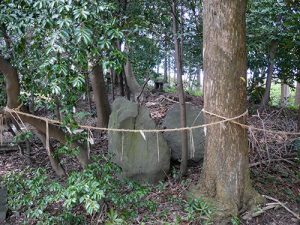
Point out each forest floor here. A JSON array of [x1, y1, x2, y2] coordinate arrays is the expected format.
[[0, 91, 299, 225]]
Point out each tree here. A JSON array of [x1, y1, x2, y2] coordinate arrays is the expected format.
[[172, 0, 188, 176], [190, 0, 262, 223]]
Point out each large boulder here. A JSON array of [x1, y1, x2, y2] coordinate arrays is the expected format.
[[162, 103, 205, 162], [108, 97, 170, 183], [0, 186, 7, 223]]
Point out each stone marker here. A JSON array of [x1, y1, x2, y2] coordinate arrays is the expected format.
[[162, 103, 205, 162], [0, 186, 8, 223], [108, 97, 170, 183]]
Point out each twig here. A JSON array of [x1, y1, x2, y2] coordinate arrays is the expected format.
[[263, 195, 300, 220], [250, 158, 296, 167], [242, 204, 280, 220]]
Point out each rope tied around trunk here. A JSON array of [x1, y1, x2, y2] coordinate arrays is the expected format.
[[3, 106, 300, 164]]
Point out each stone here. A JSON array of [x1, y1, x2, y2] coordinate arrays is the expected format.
[[162, 103, 205, 162], [0, 186, 8, 223], [108, 97, 170, 183]]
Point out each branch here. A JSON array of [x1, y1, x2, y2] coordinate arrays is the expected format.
[[263, 195, 300, 220], [136, 76, 150, 102]]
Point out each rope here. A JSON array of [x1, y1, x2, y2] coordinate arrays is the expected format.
[[4, 107, 248, 133], [3, 106, 300, 136]]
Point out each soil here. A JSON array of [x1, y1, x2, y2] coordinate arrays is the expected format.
[[0, 91, 299, 225]]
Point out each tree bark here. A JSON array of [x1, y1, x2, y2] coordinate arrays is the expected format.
[[190, 1, 262, 223], [295, 82, 300, 106], [172, 0, 188, 177], [35, 131, 66, 177], [0, 56, 20, 109], [110, 69, 115, 101], [0, 55, 89, 168], [124, 59, 142, 101], [119, 71, 125, 97], [280, 83, 290, 107], [164, 56, 168, 83], [84, 73, 92, 112], [90, 64, 111, 128], [259, 41, 277, 110]]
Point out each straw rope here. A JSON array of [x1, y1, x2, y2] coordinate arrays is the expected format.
[[3, 106, 300, 137], [4, 107, 248, 133], [3, 105, 300, 165]]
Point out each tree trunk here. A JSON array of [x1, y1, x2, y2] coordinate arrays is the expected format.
[[123, 71, 131, 100], [295, 82, 300, 106], [0, 56, 20, 109], [119, 71, 125, 96], [110, 69, 115, 101], [54, 96, 62, 121], [35, 131, 66, 177], [164, 56, 168, 83], [0, 55, 89, 168], [280, 83, 290, 107], [172, 0, 188, 177], [84, 73, 92, 112], [124, 59, 142, 101], [90, 64, 111, 128], [259, 41, 277, 110], [190, 1, 262, 223]]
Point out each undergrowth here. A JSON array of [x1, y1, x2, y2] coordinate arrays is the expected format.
[[1, 156, 156, 224]]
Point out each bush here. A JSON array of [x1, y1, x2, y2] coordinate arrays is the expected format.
[[1, 156, 155, 224]]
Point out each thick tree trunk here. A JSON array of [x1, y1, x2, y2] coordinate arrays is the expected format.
[[124, 59, 142, 101], [190, 1, 262, 223], [172, 0, 188, 176], [90, 64, 111, 128], [259, 41, 277, 110], [295, 82, 300, 106], [0, 56, 20, 109], [280, 83, 290, 107], [0, 56, 89, 168]]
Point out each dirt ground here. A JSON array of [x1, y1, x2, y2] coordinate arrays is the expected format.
[[0, 92, 299, 224]]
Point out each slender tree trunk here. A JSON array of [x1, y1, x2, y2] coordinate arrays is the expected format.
[[84, 73, 92, 112], [54, 96, 62, 121], [280, 83, 290, 107], [35, 131, 66, 177], [295, 82, 300, 106], [164, 56, 168, 83], [172, 0, 188, 176], [90, 64, 111, 128], [259, 41, 277, 110], [123, 71, 131, 100], [119, 71, 125, 97], [167, 54, 171, 84], [124, 59, 142, 101], [190, 1, 262, 223], [0, 56, 89, 168], [110, 69, 115, 101]]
